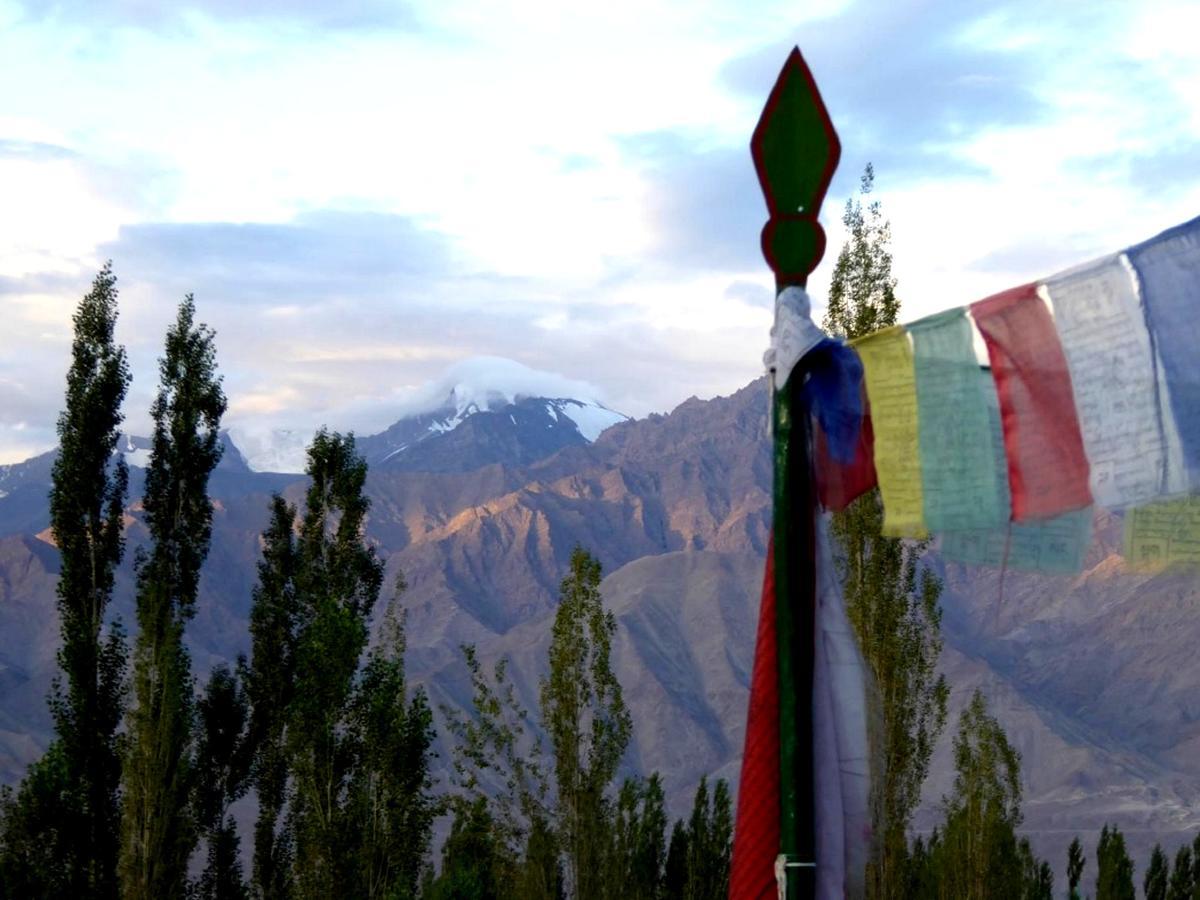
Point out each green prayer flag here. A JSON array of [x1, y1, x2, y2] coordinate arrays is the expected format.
[[939, 367, 1093, 574], [910, 308, 1006, 532]]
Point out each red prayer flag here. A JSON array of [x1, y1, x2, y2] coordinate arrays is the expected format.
[[971, 283, 1092, 521], [730, 536, 780, 900]]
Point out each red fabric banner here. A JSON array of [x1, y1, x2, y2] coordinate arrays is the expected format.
[[971, 283, 1092, 521], [729, 536, 780, 900]]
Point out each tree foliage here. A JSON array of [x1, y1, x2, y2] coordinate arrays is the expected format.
[[1148, 844, 1171, 900], [121, 295, 226, 899], [0, 264, 132, 898], [192, 665, 251, 900], [906, 691, 1051, 900], [1068, 836, 1087, 900], [541, 546, 632, 900], [1166, 844, 1193, 900], [823, 163, 899, 340], [245, 494, 301, 899], [609, 775, 667, 900], [1096, 823, 1136, 900], [823, 165, 948, 898], [240, 433, 436, 899]]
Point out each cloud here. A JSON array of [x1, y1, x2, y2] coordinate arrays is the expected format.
[[10, 0, 420, 32], [620, 133, 765, 275], [718, 2, 1060, 194], [724, 280, 774, 309], [0, 139, 77, 161], [101, 211, 460, 303]]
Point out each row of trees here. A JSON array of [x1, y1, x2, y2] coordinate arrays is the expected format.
[[0, 264, 733, 898], [0, 268, 436, 898], [425, 547, 733, 900]]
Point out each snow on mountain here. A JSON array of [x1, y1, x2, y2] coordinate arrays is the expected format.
[[544, 398, 626, 441], [120, 433, 153, 470], [224, 428, 311, 475], [227, 358, 629, 473], [399, 357, 606, 420]]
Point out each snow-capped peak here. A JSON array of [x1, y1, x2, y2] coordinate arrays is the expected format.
[[226, 358, 628, 473], [409, 357, 605, 420], [543, 398, 626, 441]]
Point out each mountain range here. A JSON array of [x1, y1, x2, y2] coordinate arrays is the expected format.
[[1, 362, 1199, 879]]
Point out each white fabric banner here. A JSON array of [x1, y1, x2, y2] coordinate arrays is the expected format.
[[1043, 255, 1185, 508], [814, 515, 873, 900]]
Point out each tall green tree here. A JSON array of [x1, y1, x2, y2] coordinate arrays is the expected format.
[[426, 797, 504, 900], [540, 546, 632, 900], [1193, 833, 1200, 900], [1095, 823, 1135, 900], [121, 295, 226, 899], [244, 494, 301, 900], [681, 776, 732, 900], [609, 775, 667, 900], [662, 821, 689, 900], [192, 664, 251, 900], [1068, 836, 1087, 900], [443, 644, 556, 899], [0, 264, 132, 898], [1018, 837, 1053, 900], [823, 164, 949, 898], [930, 690, 1026, 900], [1191, 833, 1200, 900], [286, 430, 384, 898], [344, 601, 436, 898], [1167, 844, 1192, 900], [1148, 844, 1170, 900], [823, 162, 899, 340]]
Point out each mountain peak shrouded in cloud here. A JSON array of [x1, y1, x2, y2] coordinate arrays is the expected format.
[[398, 356, 605, 419], [226, 356, 628, 473]]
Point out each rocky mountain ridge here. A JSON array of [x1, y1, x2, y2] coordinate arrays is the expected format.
[[0, 375, 1198, 874]]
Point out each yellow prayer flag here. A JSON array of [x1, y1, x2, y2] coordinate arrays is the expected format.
[[852, 326, 927, 538], [1123, 496, 1200, 571]]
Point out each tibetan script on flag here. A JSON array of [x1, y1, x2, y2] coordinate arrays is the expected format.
[[910, 308, 1005, 532], [1045, 255, 1182, 507], [1123, 497, 1200, 571]]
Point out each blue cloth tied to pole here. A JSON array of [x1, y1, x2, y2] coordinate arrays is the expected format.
[[800, 338, 863, 465], [1127, 215, 1200, 488]]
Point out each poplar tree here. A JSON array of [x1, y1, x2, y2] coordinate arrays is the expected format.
[[609, 775, 667, 900], [540, 546, 632, 900], [287, 431, 382, 897], [928, 690, 1026, 899], [245, 495, 300, 900], [121, 295, 226, 899], [344, 602, 436, 898], [192, 664, 251, 900], [1095, 824, 1135, 900], [822, 164, 948, 898], [1166, 844, 1192, 900], [281, 431, 432, 898], [0, 264, 132, 897], [1148, 845, 1170, 900], [681, 776, 732, 900], [1068, 836, 1087, 900], [442, 644, 557, 899], [663, 822, 689, 900]]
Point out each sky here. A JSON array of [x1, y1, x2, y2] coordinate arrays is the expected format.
[[1, 0, 1199, 463]]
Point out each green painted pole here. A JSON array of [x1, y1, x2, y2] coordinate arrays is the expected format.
[[750, 47, 840, 900]]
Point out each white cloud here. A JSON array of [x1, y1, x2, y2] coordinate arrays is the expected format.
[[1, 0, 1199, 463]]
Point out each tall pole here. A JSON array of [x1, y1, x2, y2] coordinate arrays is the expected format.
[[750, 47, 840, 900]]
